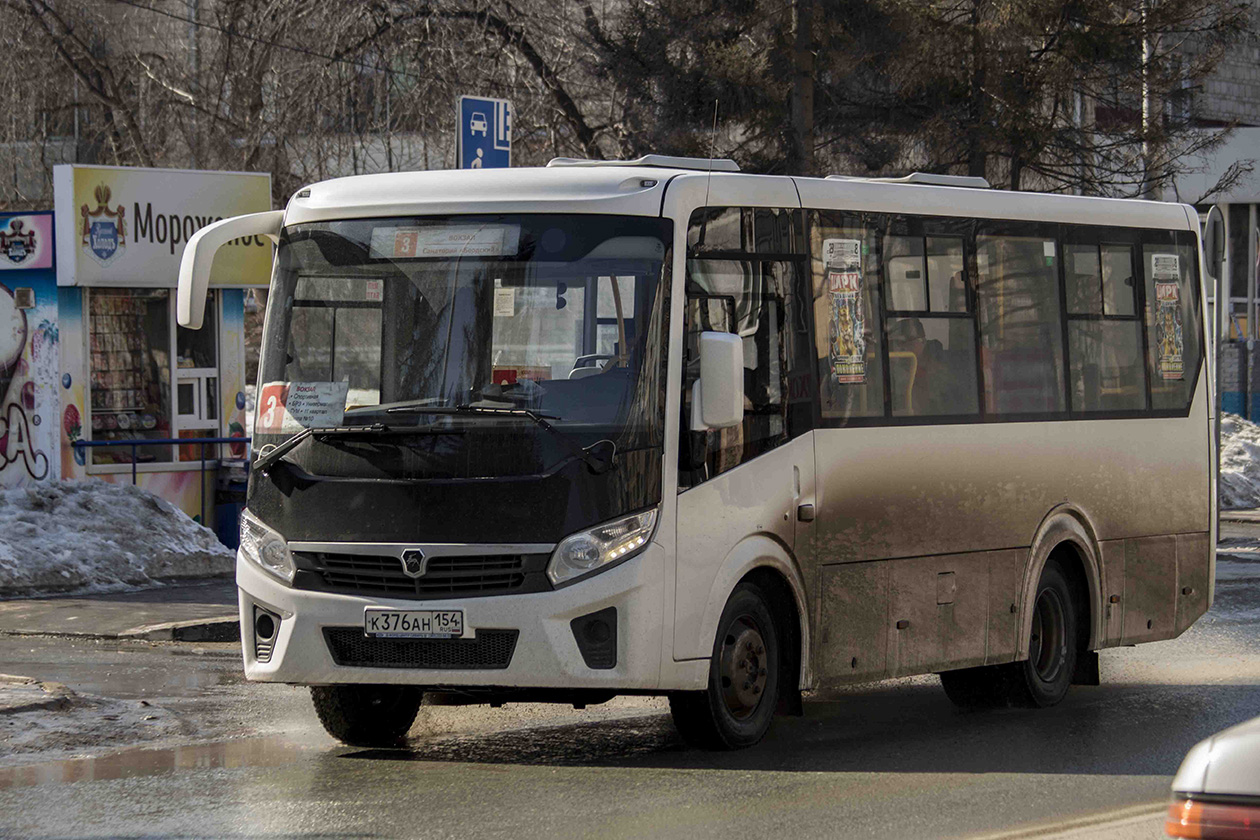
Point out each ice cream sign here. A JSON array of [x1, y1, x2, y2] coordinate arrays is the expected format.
[[0, 215, 53, 271], [54, 164, 272, 288]]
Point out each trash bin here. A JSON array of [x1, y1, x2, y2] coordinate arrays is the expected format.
[[214, 459, 250, 549]]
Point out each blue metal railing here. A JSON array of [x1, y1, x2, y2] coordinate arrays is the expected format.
[[72, 436, 251, 525]]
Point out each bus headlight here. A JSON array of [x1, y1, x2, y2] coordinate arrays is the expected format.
[[547, 508, 659, 586], [240, 509, 296, 585]]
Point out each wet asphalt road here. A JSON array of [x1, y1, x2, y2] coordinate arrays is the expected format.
[[1, 552, 1259, 839]]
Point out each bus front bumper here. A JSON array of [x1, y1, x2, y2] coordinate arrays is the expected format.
[[236, 542, 680, 691]]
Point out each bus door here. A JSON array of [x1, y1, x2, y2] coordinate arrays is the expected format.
[[673, 244, 816, 660]]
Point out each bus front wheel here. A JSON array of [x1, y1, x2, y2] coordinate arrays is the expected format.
[[669, 582, 781, 750], [311, 684, 423, 747], [940, 559, 1078, 709]]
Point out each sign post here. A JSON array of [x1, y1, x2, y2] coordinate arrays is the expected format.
[[457, 96, 512, 169]]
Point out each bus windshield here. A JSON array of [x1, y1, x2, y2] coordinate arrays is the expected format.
[[257, 214, 672, 464]]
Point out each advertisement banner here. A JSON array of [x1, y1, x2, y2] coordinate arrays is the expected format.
[[823, 238, 866, 385], [0, 215, 54, 271], [1152, 253, 1184, 382], [0, 212, 58, 487], [54, 165, 272, 288]]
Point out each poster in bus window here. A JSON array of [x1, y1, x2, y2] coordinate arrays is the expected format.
[[257, 381, 349, 435], [823, 239, 865, 384], [1152, 253, 1184, 381]]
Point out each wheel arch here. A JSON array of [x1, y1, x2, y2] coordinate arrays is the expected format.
[[1018, 505, 1104, 661], [690, 533, 813, 691]]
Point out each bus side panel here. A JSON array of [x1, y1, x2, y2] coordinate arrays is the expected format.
[[1099, 539, 1127, 645], [818, 561, 889, 682], [1175, 532, 1211, 634], [885, 553, 989, 676], [985, 548, 1024, 665], [1121, 535, 1178, 644], [672, 436, 811, 661], [812, 415, 1207, 566]]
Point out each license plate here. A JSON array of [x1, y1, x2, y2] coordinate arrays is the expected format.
[[364, 609, 463, 639]]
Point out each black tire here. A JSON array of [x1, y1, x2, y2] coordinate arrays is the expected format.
[[669, 583, 781, 750], [940, 559, 1078, 710], [1007, 560, 1077, 708], [310, 684, 423, 747]]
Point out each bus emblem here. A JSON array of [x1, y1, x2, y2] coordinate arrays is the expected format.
[[400, 549, 428, 578]]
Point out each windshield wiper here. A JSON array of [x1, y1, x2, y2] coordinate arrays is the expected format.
[[385, 404, 615, 474], [254, 424, 391, 472], [250, 422, 473, 472]]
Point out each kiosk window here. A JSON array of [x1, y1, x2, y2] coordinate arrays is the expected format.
[[87, 288, 173, 465]]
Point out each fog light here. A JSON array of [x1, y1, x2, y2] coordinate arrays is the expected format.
[[570, 607, 617, 669], [254, 606, 279, 663]]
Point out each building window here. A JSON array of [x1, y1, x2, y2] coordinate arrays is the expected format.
[[88, 288, 173, 464], [176, 292, 221, 460]]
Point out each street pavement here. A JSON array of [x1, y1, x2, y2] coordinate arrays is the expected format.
[[0, 579, 236, 639], [0, 530, 1258, 838]]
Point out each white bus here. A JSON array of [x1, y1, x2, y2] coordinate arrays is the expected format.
[[179, 156, 1213, 750]]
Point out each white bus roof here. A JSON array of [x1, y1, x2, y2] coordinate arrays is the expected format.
[[284, 164, 1196, 232]]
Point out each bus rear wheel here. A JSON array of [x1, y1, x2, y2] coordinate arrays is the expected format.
[[669, 583, 781, 750], [1008, 560, 1077, 708], [311, 684, 423, 747], [940, 559, 1078, 709]]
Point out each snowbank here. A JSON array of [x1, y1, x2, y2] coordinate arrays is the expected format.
[[0, 480, 234, 597], [1221, 413, 1260, 510]]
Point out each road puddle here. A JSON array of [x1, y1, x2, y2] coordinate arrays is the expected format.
[[0, 736, 307, 789]]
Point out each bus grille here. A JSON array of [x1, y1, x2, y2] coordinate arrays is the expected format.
[[293, 551, 551, 599], [323, 628, 519, 670]]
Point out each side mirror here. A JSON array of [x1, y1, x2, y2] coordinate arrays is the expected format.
[[691, 331, 744, 431], [1203, 205, 1225, 283], [177, 210, 285, 328]]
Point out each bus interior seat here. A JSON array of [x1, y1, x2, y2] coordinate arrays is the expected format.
[[888, 350, 918, 414], [568, 366, 602, 380]]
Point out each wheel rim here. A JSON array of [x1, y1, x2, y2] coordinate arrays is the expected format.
[[718, 615, 769, 721], [1029, 586, 1068, 684]]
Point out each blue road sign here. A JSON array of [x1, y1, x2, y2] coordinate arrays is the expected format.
[[458, 96, 512, 169]]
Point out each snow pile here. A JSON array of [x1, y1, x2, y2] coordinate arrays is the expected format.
[[1221, 413, 1260, 510], [0, 480, 234, 597]]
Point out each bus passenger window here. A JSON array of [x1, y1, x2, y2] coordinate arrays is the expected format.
[[927, 237, 968, 313], [885, 236, 927, 311], [1101, 245, 1137, 317], [1065, 244, 1104, 315], [810, 213, 885, 423], [1065, 243, 1144, 412], [888, 317, 978, 417], [1143, 242, 1202, 411], [976, 235, 1067, 415], [1068, 320, 1145, 411]]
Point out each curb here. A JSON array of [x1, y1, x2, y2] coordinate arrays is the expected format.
[[0, 616, 240, 643], [118, 616, 240, 643]]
